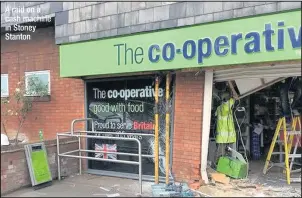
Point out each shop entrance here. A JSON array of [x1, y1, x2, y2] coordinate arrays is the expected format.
[[207, 63, 301, 180], [85, 75, 175, 179]]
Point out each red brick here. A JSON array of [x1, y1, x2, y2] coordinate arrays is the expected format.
[[1, 27, 85, 143], [172, 72, 204, 182]]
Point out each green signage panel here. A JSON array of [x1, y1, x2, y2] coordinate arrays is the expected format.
[[31, 150, 52, 183], [60, 10, 301, 77], [25, 143, 52, 187]]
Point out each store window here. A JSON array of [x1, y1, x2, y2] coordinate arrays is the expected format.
[[1, 74, 9, 97], [25, 71, 50, 96], [86, 76, 175, 176]]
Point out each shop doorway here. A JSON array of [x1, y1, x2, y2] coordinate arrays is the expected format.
[[206, 63, 301, 180], [85, 75, 175, 180]]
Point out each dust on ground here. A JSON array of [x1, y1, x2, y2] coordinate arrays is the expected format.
[[197, 162, 301, 197]]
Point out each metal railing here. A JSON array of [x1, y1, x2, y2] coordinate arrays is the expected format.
[[57, 123, 147, 195], [71, 118, 95, 135]]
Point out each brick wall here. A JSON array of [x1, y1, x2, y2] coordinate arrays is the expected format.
[[172, 71, 204, 182], [1, 137, 79, 195], [1, 26, 85, 142]]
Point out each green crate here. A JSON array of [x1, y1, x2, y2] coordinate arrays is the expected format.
[[216, 156, 247, 179]]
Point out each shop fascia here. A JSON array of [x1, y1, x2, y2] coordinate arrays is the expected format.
[[60, 10, 301, 78], [115, 21, 301, 66]]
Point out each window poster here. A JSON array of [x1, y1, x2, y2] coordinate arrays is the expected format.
[[86, 76, 174, 176]]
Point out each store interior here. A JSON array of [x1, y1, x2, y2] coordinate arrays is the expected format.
[[207, 76, 302, 178]]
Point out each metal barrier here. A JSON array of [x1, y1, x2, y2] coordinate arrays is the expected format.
[[57, 129, 149, 196], [71, 118, 95, 135]]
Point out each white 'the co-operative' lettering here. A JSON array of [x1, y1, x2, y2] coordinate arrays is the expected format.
[[93, 86, 164, 100]]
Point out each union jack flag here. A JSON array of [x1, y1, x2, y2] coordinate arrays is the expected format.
[[95, 143, 117, 160]]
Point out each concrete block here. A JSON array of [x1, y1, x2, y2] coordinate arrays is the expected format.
[[125, 11, 139, 26], [223, 2, 243, 10], [194, 13, 213, 24], [186, 2, 204, 17], [118, 2, 131, 13], [69, 35, 80, 43], [146, 2, 162, 8], [117, 26, 131, 35], [138, 8, 154, 24], [169, 2, 186, 19], [154, 5, 170, 21], [103, 29, 112, 37], [85, 19, 93, 33], [91, 3, 104, 19], [63, 2, 73, 11], [73, 2, 85, 9], [104, 2, 117, 16], [90, 19, 98, 32], [277, 2, 301, 11], [98, 29, 117, 38], [55, 10, 68, 26], [160, 19, 177, 29], [74, 21, 81, 34], [204, 2, 223, 14], [74, 21, 85, 34], [117, 13, 125, 28], [234, 7, 255, 17], [70, 9, 80, 23], [97, 31, 104, 38], [110, 15, 118, 29], [56, 36, 69, 44], [80, 6, 92, 21], [62, 23, 69, 37], [131, 24, 146, 33], [40, 3, 51, 15], [177, 17, 194, 26], [255, 3, 277, 15], [110, 28, 118, 36], [67, 23, 74, 36], [98, 16, 111, 31], [145, 22, 161, 31], [50, 2, 63, 13], [80, 33, 91, 41], [55, 24, 63, 38], [90, 32, 98, 40], [131, 2, 146, 11], [243, 2, 266, 7], [213, 10, 233, 21], [68, 10, 73, 23]]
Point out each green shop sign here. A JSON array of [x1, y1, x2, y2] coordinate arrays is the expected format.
[[60, 10, 301, 77]]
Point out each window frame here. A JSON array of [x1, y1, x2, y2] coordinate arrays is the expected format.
[[1, 74, 9, 97], [24, 70, 51, 96]]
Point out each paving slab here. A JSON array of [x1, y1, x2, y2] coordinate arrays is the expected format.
[[4, 174, 153, 197]]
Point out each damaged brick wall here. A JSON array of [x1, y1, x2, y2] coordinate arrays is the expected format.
[[172, 71, 204, 182], [1, 137, 79, 195]]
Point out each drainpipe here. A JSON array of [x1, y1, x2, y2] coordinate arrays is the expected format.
[[201, 70, 214, 184], [154, 76, 159, 184], [165, 73, 170, 184]]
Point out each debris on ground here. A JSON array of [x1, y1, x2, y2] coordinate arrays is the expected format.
[[195, 178, 301, 197], [210, 173, 230, 185], [99, 186, 110, 192]]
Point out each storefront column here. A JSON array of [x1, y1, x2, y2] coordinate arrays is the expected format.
[[200, 70, 213, 184], [172, 71, 204, 181]]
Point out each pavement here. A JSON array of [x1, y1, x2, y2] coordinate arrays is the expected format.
[[3, 174, 153, 197]]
